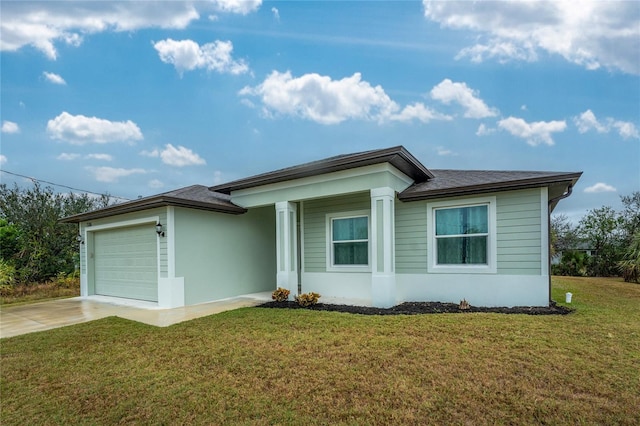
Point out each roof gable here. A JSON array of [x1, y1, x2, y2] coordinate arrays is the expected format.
[[210, 145, 432, 194]]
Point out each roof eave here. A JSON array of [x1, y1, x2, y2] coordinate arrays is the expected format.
[[60, 196, 247, 223], [398, 173, 582, 202]]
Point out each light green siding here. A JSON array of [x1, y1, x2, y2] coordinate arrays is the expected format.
[[496, 189, 542, 275], [303, 192, 370, 272], [174, 206, 276, 305], [232, 164, 412, 208], [394, 188, 544, 275], [395, 200, 428, 273]]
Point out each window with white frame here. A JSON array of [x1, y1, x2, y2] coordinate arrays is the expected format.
[[435, 205, 488, 265], [327, 212, 369, 269], [428, 197, 496, 273]]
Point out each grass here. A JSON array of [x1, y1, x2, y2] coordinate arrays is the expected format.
[[0, 277, 80, 306], [1, 276, 639, 425]]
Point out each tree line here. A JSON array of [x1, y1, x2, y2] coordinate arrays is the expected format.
[[0, 183, 113, 285], [551, 192, 640, 282]]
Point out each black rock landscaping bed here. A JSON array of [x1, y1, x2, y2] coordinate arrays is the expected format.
[[258, 300, 573, 315]]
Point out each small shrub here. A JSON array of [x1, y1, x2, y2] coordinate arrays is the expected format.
[[0, 259, 16, 286], [459, 299, 470, 310], [272, 287, 291, 302], [295, 292, 321, 307], [0, 284, 14, 297], [618, 232, 640, 283], [51, 271, 79, 289]]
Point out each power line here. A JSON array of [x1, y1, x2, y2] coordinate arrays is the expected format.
[[0, 169, 131, 201]]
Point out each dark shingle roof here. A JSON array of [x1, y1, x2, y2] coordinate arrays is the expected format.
[[60, 185, 246, 223], [210, 145, 432, 194], [399, 169, 582, 201], [61, 148, 582, 222]]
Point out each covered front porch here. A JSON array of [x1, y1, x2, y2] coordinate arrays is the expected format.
[[222, 163, 418, 308]]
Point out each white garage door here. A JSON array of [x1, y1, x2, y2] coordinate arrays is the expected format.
[[94, 224, 158, 302]]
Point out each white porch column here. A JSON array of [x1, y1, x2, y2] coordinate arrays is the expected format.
[[275, 201, 298, 298], [370, 187, 396, 308]]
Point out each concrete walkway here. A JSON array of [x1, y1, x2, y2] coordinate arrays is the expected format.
[[0, 292, 272, 339]]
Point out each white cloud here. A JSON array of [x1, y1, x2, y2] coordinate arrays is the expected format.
[[0, 155, 7, 165], [213, 0, 262, 15], [240, 71, 399, 125], [139, 148, 160, 157], [476, 123, 496, 136], [86, 166, 147, 183], [56, 153, 81, 161], [389, 102, 452, 123], [574, 109, 608, 134], [212, 170, 224, 185], [423, 0, 640, 75], [159, 144, 206, 167], [148, 179, 164, 189], [456, 41, 537, 64], [1, 2, 200, 59], [154, 39, 248, 75], [498, 116, 567, 146], [612, 121, 640, 140], [1, 1, 261, 60], [436, 146, 457, 156], [574, 109, 639, 140], [1, 121, 20, 134], [46, 111, 143, 144], [86, 153, 113, 161], [271, 7, 280, 21], [240, 98, 256, 109], [584, 182, 617, 193], [430, 79, 498, 118], [43, 71, 66, 85], [56, 152, 112, 161]]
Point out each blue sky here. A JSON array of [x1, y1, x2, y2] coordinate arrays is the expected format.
[[1, 0, 638, 221]]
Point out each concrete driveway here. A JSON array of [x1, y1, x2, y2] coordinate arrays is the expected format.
[[0, 293, 271, 339]]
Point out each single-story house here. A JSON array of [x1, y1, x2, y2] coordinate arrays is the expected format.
[[62, 146, 581, 309]]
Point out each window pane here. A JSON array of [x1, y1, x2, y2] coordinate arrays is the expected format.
[[334, 242, 368, 265], [466, 206, 488, 234], [436, 206, 487, 235], [436, 208, 462, 236], [436, 236, 487, 265], [333, 217, 368, 241]]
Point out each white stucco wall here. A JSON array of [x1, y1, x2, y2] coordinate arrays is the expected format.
[[396, 274, 549, 307]]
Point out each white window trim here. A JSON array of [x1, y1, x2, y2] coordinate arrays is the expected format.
[[326, 210, 371, 272], [427, 196, 497, 274]]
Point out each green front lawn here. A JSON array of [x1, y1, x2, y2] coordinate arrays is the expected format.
[[1, 277, 639, 425]]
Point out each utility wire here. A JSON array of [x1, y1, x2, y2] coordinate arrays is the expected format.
[[0, 169, 131, 201]]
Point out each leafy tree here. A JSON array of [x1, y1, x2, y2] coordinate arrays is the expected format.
[[550, 214, 580, 259], [578, 206, 624, 277], [0, 219, 21, 260], [0, 183, 112, 283], [618, 231, 640, 283], [620, 191, 640, 245]]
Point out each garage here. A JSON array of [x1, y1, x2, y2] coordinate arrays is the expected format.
[[93, 224, 158, 302]]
